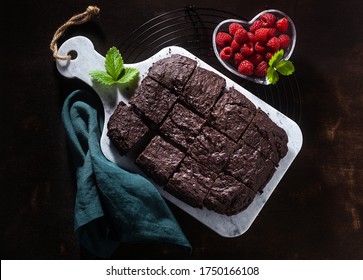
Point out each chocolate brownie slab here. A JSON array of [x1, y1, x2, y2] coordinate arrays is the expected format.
[[148, 54, 197, 94], [166, 157, 217, 208], [204, 174, 256, 216], [224, 140, 275, 193], [107, 101, 149, 155], [188, 126, 236, 174], [242, 109, 288, 165], [181, 67, 226, 116], [160, 103, 205, 150], [129, 76, 177, 124], [209, 87, 257, 142], [136, 136, 185, 185]]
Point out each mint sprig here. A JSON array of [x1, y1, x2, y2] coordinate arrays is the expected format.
[[267, 49, 295, 85], [89, 47, 139, 86]]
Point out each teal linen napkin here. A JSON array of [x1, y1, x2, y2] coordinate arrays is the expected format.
[[62, 89, 191, 258]]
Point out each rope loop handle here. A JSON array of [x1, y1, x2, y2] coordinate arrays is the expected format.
[[50, 6, 100, 60]]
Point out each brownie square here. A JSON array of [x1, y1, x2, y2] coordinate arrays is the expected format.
[[204, 174, 256, 215], [181, 67, 226, 116], [136, 136, 185, 184], [188, 126, 236, 174], [166, 157, 217, 208], [107, 101, 149, 155], [129, 76, 177, 124], [148, 54, 197, 94], [160, 103, 205, 149], [242, 109, 288, 165], [224, 140, 276, 192], [209, 87, 257, 142]]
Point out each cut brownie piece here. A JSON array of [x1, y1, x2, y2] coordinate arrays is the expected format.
[[107, 101, 149, 155], [129, 76, 177, 124], [242, 109, 288, 165], [181, 67, 226, 116], [209, 87, 257, 142], [204, 174, 256, 216], [166, 157, 217, 208], [188, 126, 236, 174], [224, 140, 276, 193], [148, 54, 197, 94], [136, 136, 185, 184], [160, 103, 205, 150]]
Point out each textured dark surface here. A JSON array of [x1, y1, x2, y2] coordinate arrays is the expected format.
[[242, 109, 288, 164], [224, 141, 276, 192], [166, 156, 217, 208], [181, 67, 226, 116], [2, 0, 363, 260], [204, 174, 256, 215], [209, 87, 257, 142], [148, 54, 197, 94], [107, 101, 149, 155], [130, 76, 177, 124], [136, 136, 185, 185], [188, 126, 236, 174], [160, 103, 205, 149]]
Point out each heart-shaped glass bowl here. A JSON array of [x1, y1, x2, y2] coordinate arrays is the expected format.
[[212, 9, 296, 85]]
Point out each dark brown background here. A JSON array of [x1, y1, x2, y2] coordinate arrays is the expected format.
[[1, 0, 363, 259]]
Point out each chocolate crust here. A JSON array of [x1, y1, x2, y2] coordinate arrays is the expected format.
[[136, 136, 185, 185], [181, 67, 226, 116], [209, 87, 257, 142], [166, 157, 217, 208], [148, 54, 197, 94], [188, 126, 236, 174], [107, 101, 149, 155], [224, 140, 275, 193], [160, 103, 205, 149], [129, 76, 177, 124], [204, 174, 256, 215]]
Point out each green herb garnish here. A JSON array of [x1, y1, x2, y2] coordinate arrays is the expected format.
[[267, 49, 295, 85], [89, 47, 139, 86]]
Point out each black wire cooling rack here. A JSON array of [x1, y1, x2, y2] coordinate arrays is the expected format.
[[120, 6, 301, 124]]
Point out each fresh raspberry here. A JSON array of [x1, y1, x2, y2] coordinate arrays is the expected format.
[[260, 13, 276, 27], [254, 28, 270, 42], [268, 27, 277, 37], [240, 42, 254, 56], [229, 23, 243, 35], [234, 52, 244, 65], [254, 61, 268, 77], [265, 52, 274, 61], [249, 52, 264, 66], [276, 17, 289, 33], [234, 28, 249, 44], [266, 37, 281, 52], [247, 32, 256, 43], [279, 34, 291, 49], [216, 32, 233, 48], [255, 41, 266, 54], [220, 47, 233, 60], [231, 40, 241, 52], [250, 19, 264, 33], [238, 60, 254, 76]]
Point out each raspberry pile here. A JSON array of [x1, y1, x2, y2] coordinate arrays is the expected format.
[[215, 12, 291, 78]]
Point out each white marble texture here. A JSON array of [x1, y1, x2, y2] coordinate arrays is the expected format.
[[57, 36, 303, 237]]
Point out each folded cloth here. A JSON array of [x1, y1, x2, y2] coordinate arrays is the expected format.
[[62, 89, 191, 258]]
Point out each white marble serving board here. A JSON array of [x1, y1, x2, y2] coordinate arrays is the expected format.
[[56, 36, 303, 237]]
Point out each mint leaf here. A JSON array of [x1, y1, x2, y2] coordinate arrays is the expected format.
[[116, 68, 139, 84], [268, 49, 284, 67], [105, 47, 123, 80], [89, 70, 116, 85], [267, 67, 279, 85], [89, 46, 139, 87], [275, 60, 295, 76]]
